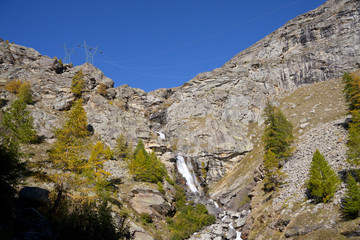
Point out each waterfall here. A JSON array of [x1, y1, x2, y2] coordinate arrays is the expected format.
[[229, 222, 243, 240], [176, 155, 198, 193], [156, 131, 166, 140]]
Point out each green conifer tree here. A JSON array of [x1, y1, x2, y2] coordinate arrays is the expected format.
[[263, 102, 294, 159], [343, 72, 360, 111], [342, 173, 360, 219], [128, 139, 166, 183], [114, 133, 132, 161], [262, 101, 293, 191], [346, 110, 360, 166], [2, 98, 37, 143], [263, 150, 284, 190], [342, 72, 360, 167], [133, 138, 148, 158], [307, 149, 340, 203]]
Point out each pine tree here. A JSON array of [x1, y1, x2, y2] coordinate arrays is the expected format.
[[128, 139, 166, 183], [342, 173, 360, 219], [263, 150, 284, 191], [346, 110, 360, 166], [87, 141, 111, 199], [263, 102, 294, 159], [343, 72, 360, 111], [262, 101, 293, 191], [49, 99, 90, 212], [343, 72, 360, 167], [49, 99, 88, 173], [307, 149, 340, 203], [87, 141, 111, 179], [114, 133, 132, 161], [133, 138, 148, 158], [71, 69, 85, 98], [2, 98, 37, 143]]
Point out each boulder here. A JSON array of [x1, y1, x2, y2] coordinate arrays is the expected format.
[[19, 187, 50, 207], [129, 186, 174, 218]]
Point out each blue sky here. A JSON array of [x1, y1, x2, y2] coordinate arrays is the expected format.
[[0, 0, 326, 92]]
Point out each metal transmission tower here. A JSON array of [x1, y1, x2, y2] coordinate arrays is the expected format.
[[63, 44, 74, 64], [78, 41, 102, 64]]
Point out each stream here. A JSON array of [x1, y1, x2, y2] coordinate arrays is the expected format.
[[176, 154, 244, 240]]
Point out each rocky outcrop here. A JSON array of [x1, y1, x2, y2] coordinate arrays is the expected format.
[[128, 186, 175, 218], [160, 0, 360, 185], [1, 0, 360, 188]]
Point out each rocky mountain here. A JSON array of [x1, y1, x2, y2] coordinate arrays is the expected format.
[[1, 0, 360, 239]]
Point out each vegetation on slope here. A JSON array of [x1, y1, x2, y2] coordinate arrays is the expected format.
[[262, 101, 294, 191], [306, 149, 340, 203], [167, 185, 216, 240], [342, 71, 360, 218]]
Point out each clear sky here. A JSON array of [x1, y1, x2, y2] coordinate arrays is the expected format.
[[0, 0, 326, 92]]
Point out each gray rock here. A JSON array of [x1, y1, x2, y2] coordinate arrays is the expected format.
[[129, 186, 174, 218], [225, 228, 237, 239], [235, 217, 246, 228], [212, 224, 224, 235], [19, 187, 50, 207]]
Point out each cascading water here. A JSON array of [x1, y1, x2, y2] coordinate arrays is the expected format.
[[175, 155, 245, 239], [229, 222, 243, 240], [176, 155, 198, 193], [156, 131, 166, 140]]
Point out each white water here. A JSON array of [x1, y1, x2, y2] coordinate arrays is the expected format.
[[156, 131, 166, 140], [209, 199, 219, 208], [176, 155, 198, 192], [229, 222, 242, 240]]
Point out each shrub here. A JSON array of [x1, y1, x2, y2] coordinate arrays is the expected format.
[[157, 181, 165, 194], [342, 173, 360, 219], [307, 149, 340, 203], [4, 79, 22, 94], [168, 202, 215, 240], [17, 81, 33, 104], [97, 83, 107, 96], [140, 212, 153, 224], [166, 185, 215, 240]]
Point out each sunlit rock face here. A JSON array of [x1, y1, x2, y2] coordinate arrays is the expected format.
[[159, 0, 360, 184], [0, 0, 359, 188]]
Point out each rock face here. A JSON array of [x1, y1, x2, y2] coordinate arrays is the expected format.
[[0, 0, 359, 216], [128, 186, 174, 218], [160, 0, 360, 185]]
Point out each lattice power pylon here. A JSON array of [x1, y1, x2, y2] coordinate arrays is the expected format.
[[78, 41, 102, 64], [63, 44, 74, 64]]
